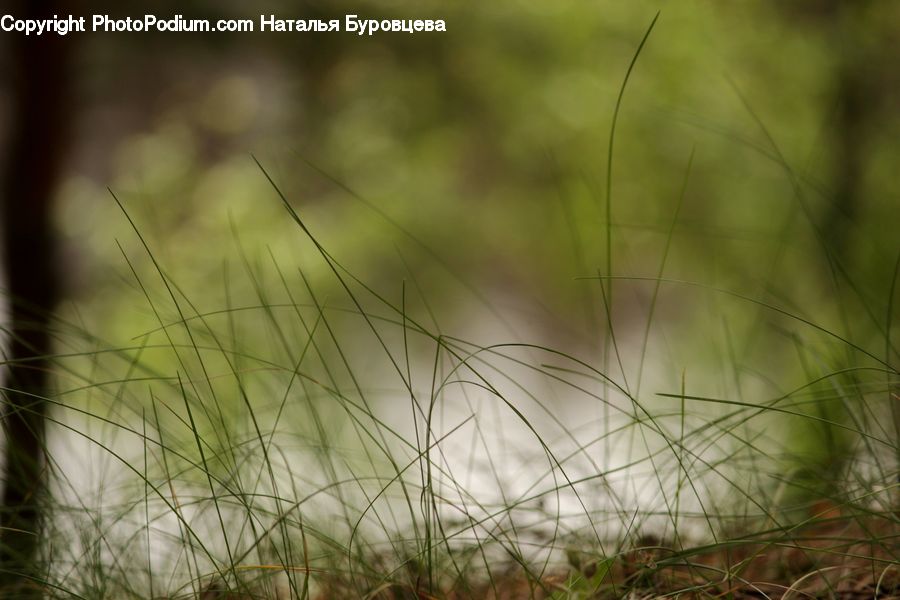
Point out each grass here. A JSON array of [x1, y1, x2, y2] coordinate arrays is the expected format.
[[3, 15, 899, 600], [19, 169, 898, 598]]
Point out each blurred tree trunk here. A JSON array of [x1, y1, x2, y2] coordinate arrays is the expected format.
[[820, 4, 872, 262], [781, 1, 880, 260], [810, 1, 887, 263], [783, 0, 900, 503], [0, 0, 73, 593]]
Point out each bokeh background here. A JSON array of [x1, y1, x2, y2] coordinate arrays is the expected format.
[[0, 0, 898, 593], [9, 1, 892, 346]]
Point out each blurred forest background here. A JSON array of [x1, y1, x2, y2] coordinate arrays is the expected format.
[[0, 0, 898, 596], [1, 0, 895, 352]]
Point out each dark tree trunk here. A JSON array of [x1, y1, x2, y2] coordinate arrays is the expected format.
[[0, 0, 73, 593], [821, 11, 870, 263], [781, 0, 876, 263]]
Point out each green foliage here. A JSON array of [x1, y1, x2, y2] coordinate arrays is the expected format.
[[551, 550, 613, 599], [3, 1, 898, 597]]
